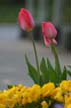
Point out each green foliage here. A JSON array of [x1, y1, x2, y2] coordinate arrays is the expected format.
[[25, 42, 71, 86], [7, 84, 16, 89], [21, 101, 41, 108], [50, 45, 62, 80], [47, 58, 57, 84], [60, 66, 67, 81], [25, 54, 40, 85], [66, 65, 71, 76], [40, 57, 49, 83]]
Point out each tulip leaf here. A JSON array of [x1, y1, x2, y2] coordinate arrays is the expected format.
[[50, 45, 61, 81], [40, 57, 49, 83], [66, 65, 71, 76], [60, 66, 67, 81], [67, 70, 71, 76], [47, 58, 57, 84], [25, 54, 40, 84], [40, 75, 46, 86]]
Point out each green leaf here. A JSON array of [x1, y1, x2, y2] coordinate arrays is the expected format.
[[40, 75, 45, 86], [25, 54, 40, 84], [60, 66, 67, 81], [23, 102, 41, 108], [47, 58, 57, 84], [67, 70, 71, 76], [66, 65, 71, 77], [40, 57, 49, 83], [50, 45, 61, 80], [7, 84, 15, 89]]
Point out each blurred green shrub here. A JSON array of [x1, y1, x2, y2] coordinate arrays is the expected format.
[[0, 0, 25, 4], [0, 0, 26, 23]]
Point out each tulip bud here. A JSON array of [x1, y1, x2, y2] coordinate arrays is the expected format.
[[18, 8, 34, 32], [42, 22, 57, 47]]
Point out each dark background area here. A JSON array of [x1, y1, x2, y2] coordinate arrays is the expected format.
[[0, 0, 26, 23], [0, 0, 70, 23]]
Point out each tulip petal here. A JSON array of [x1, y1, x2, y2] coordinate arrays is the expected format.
[[18, 12, 27, 30], [52, 39, 57, 45], [41, 21, 57, 47], [18, 8, 34, 32], [43, 36, 51, 47]]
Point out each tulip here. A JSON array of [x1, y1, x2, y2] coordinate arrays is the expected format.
[[42, 22, 57, 47], [53, 103, 64, 108], [18, 8, 34, 32]]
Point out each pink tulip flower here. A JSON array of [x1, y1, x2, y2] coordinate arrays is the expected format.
[[42, 22, 57, 47], [18, 8, 34, 32]]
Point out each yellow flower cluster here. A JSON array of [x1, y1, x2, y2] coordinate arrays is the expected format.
[[0, 80, 71, 108]]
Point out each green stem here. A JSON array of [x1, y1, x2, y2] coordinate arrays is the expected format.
[[50, 44, 58, 60], [32, 40, 40, 73], [50, 44, 61, 82], [30, 31, 40, 73]]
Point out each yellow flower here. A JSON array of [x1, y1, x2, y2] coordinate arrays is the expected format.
[[0, 93, 8, 104], [16, 84, 25, 92], [21, 91, 32, 104], [41, 101, 49, 108], [0, 104, 6, 108], [51, 87, 64, 102], [41, 82, 55, 97], [20, 86, 27, 93], [65, 95, 71, 108], [60, 80, 71, 93], [30, 84, 41, 101], [67, 80, 71, 91], [6, 98, 16, 108], [6, 86, 16, 97], [66, 104, 71, 108]]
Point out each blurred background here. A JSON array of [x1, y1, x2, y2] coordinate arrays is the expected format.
[[0, 0, 71, 89]]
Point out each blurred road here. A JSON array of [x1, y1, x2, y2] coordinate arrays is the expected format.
[[0, 24, 71, 89]]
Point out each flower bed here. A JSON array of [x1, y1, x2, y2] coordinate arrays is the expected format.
[[0, 80, 71, 108]]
